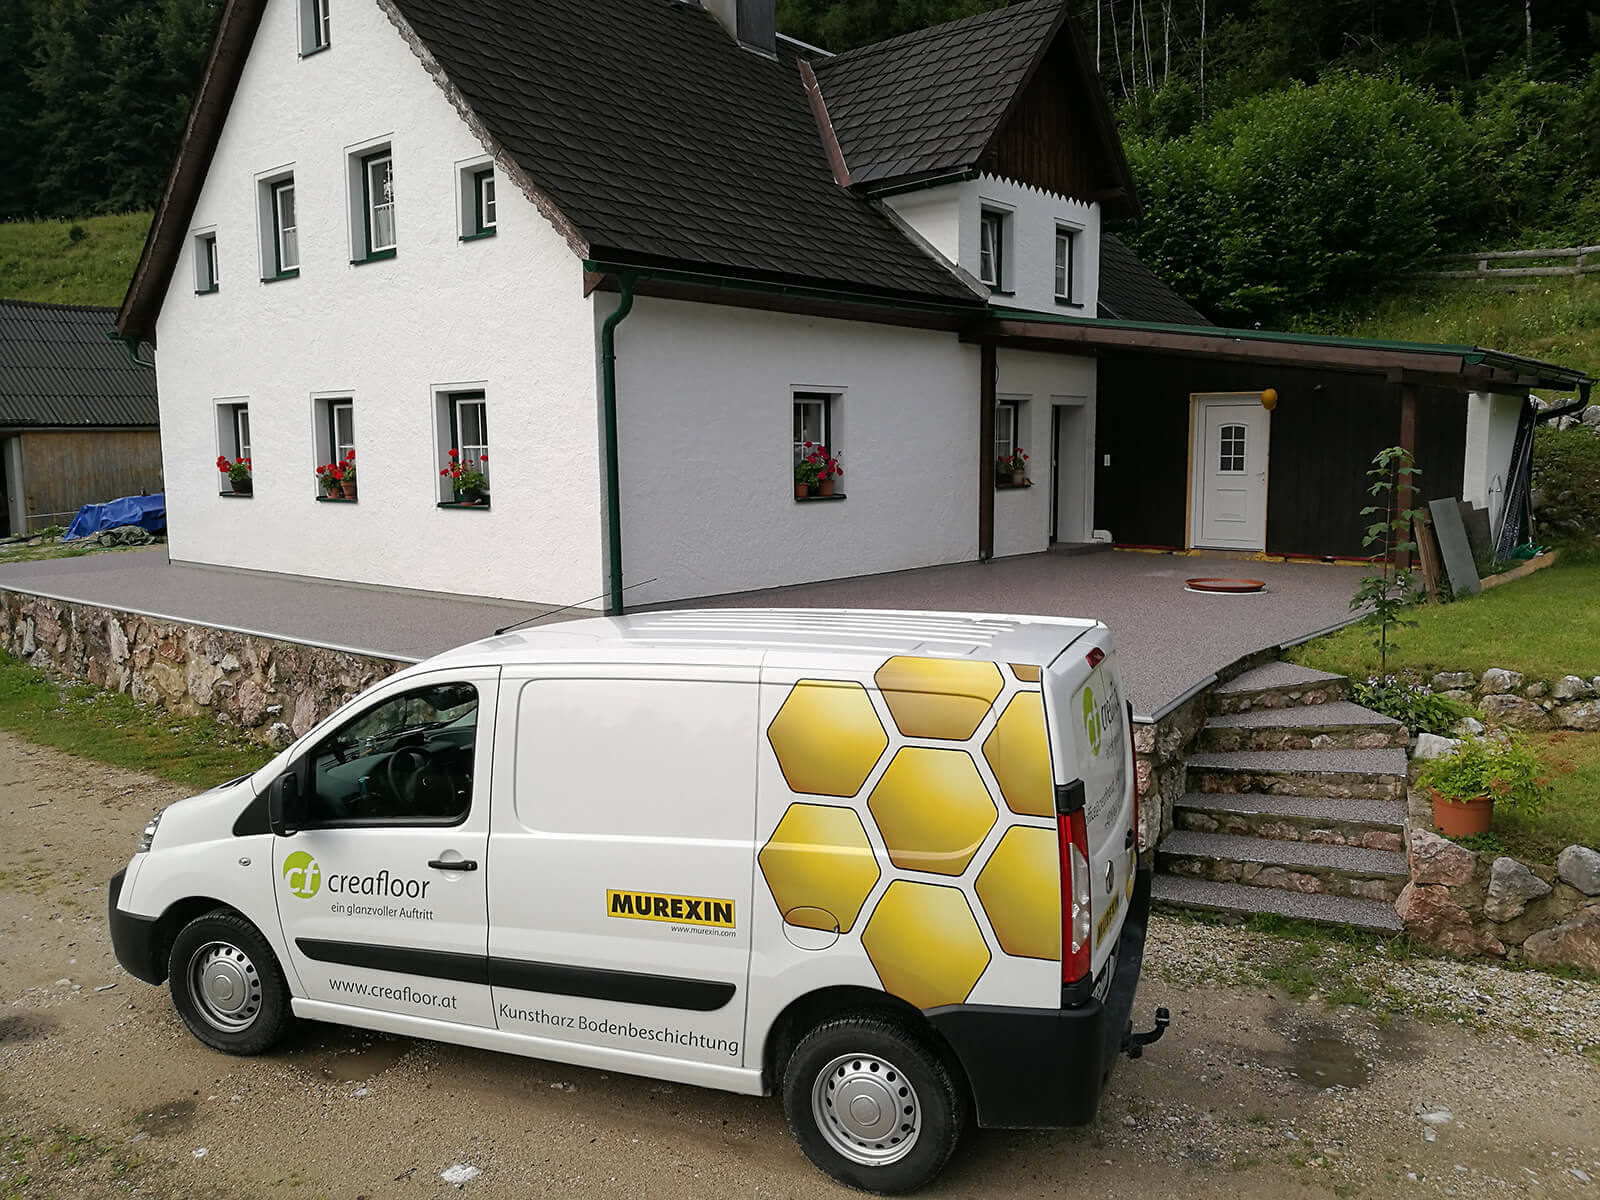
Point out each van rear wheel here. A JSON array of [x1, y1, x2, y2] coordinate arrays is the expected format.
[[782, 1014, 964, 1193], [169, 910, 292, 1055]]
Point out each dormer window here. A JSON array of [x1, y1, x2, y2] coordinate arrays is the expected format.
[[980, 209, 1007, 291], [300, 0, 331, 54], [459, 161, 497, 240], [1054, 225, 1080, 306]]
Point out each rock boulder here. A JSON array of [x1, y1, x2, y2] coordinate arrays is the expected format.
[[1557, 845, 1600, 896], [1478, 668, 1524, 695], [1556, 701, 1600, 732], [1483, 857, 1552, 922], [1479, 694, 1555, 730], [1521, 906, 1600, 972], [1396, 883, 1505, 957], [1408, 827, 1478, 887]]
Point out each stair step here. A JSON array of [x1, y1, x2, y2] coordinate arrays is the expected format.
[[1200, 701, 1405, 751], [1174, 792, 1406, 848], [1211, 662, 1350, 715], [1152, 874, 1404, 933], [1156, 830, 1409, 902], [1187, 747, 1408, 800]]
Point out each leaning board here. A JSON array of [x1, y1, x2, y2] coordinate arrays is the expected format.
[[1429, 498, 1481, 597]]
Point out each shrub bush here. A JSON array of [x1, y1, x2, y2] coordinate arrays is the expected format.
[[1350, 675, 1471, 737], [1121, 74, 1483, 325], [1532, 425, 1600, 546]]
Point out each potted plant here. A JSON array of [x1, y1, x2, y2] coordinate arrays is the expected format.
[[1416, 735, 1550, 837], [794, 454, 818, 499], [801, 443, 843, 497], [338, 450, 357, 500], [315, 461, 344, 498], [997, 449, 1028, 485], [216, 454, 252, 494], [440, 449, 490, 504]]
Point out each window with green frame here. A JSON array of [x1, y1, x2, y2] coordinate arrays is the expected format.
[[356, 149, 396, 261], [460, 164, 496, 240], [314, 396, 355, 497], [474, 169, 495, 235], [266, 177, 298, 278], [441, 391, 489, 505]]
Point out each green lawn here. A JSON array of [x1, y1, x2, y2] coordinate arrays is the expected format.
[[0, 651, 271, 790], [0, 212, 151, 307], [1297, 275, 1600, 383], [1289, 554, 1600, 682], [1453, 730, 1600, 861]]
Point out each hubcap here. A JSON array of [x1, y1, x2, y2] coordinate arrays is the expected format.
[[811, 1052, 921, 1166], [188, 941, 263, 1034]]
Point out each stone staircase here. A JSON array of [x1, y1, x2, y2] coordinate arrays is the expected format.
[[1152, 662, 1409, 932]]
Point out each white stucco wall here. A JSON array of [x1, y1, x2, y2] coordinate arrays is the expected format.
[[883, 176, 1101, 318], [153, 0, 602, 604], [1462, 391, 1524, 532], [992, 348, 1097, 557], [609, 296, 982, 605]]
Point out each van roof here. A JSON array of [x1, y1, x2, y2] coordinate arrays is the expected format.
[[423, 608, 1103, 671]]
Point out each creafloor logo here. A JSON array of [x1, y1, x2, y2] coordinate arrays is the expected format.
[[282, 851, 321, 899], [1082, 685, 1102, 757]]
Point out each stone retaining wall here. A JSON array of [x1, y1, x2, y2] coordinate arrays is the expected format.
[[1134, 689, 1208, 855], [0, 589, 409, 748], [1399, 814, 1600, 973], [1428, 668, 1600, 732]]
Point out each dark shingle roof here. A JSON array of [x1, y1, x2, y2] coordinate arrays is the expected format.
[[1097, 233, 1211, 325], [0, 301, 159, 428], [813, 0, 1063, 187], [387, 0, 981, 303]]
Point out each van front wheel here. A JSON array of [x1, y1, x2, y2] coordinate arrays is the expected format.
[[169, 910, 292, 1055], [782, 1015, 964, 1193]]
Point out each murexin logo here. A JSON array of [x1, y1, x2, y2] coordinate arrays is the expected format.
[[282, 851, 322, 899], [1082, 685, 1102, 757]]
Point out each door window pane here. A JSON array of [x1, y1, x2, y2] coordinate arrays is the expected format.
[[306, 682, 478, 825], [1219, 424, 1246, 473]]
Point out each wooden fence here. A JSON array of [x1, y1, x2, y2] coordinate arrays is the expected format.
[[1413, 245, 1600, 285]]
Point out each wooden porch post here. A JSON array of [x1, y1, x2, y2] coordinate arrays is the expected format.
[[1396, 382, 1417, 571], [979, 342, 996, 561]]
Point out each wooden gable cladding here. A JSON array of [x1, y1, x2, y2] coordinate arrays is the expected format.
[[981, 36, 1135, 218]]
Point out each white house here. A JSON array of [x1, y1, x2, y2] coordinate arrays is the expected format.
[[117, 0, 1588, 609]]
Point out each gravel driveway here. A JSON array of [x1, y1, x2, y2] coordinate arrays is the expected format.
[[2, 732, 1596, 1199]]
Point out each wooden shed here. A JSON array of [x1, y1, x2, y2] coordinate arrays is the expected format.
[[0, 300, 162, 536]]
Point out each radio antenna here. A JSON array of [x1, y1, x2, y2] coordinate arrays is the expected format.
[[493, 578, 658, 636]]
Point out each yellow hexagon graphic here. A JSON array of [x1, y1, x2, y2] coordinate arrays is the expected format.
[[982, 691, 1054, 818], [867, 747, 996, 876], [767, 680, 889, 797], [874, 657, 1003, 741], [1009, 663, 1042, 682], [861, 881, 991, 1010], [975, 826, 1061, 961], [758, 803, 880, 934]]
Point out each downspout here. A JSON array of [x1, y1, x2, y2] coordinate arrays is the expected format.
[[600, 273, 637, 616]]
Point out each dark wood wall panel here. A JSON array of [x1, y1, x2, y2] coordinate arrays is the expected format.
[[1094, 354, 1472, 559], [984, 40, 1103, 203], [19, 430, 163, 530]]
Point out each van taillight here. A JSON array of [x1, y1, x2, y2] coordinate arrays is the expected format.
[[1127, 700, 1140, 855], [1085, 647, 1105, 669], [1057, 807, 1092, 984]]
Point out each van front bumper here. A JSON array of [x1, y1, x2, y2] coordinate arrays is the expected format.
[[927, 867, 1154, 1129], [107, 867, 165, 985]]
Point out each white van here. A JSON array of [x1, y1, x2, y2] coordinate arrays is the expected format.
[[109, 609, 1163, 1192]]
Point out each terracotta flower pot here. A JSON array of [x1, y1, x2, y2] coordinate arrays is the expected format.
[[1011, 470, 1025, 485], [341, 479, 358, 500], [794, 482, 808, 500], [819, 477, 835, 497], [1432, 790, 1493, 837]]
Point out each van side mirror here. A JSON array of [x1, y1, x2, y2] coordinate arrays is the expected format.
[[267, 770, 304, 838]]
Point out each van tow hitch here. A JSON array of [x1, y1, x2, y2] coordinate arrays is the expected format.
[[1123, 1008, 1170, 1059]]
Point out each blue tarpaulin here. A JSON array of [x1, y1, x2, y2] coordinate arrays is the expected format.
[[63, 493, 166, 541]]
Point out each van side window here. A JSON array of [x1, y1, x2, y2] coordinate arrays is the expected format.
[[304, 682, 478, 826]]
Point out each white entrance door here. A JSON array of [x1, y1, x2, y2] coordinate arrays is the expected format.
[[1191, 396, 1268, 550]]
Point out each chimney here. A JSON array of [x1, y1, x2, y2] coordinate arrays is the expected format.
[[702, 0, 776, 57]]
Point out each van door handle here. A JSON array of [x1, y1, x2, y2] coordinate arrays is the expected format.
[[428, 858, 478, 871]]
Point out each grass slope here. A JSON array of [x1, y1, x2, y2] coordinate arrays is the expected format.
[[0, 651, 271, 790], [1298, 277, 1600, 383], [0, 213, 151, 308], [1288, 553, 1600, 681]]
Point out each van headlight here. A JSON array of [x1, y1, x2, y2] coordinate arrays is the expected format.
[[136, 809, 163, 853]]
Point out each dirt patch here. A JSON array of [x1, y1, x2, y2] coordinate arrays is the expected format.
[[1, 730, 1597, 1199]]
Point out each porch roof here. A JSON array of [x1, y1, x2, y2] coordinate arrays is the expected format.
[[968, 308, 1594, 396]]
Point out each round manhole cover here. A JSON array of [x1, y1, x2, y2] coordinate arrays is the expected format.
[[1185, 577, 1267, 594]]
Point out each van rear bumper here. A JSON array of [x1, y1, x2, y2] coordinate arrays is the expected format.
[[107, 868, 165, 986], [927, 867, 1153, 1129]]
